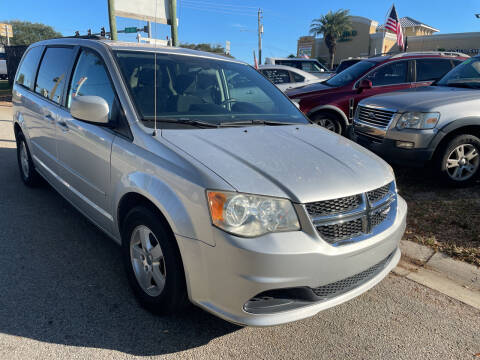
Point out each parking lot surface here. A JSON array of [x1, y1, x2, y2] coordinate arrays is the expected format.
[[0, 106, 479, 360]]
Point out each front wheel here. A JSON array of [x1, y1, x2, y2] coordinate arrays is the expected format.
[[437, 134, 480, 187], [16, 133, 41, 187], [311, 113, 343, 134], [122, 206, 189, 315]]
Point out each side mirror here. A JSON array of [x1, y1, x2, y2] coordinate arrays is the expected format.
[[358, 79, 373, 91], [71, 95, 109, 124]]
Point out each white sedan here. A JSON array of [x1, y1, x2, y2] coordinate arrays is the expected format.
[[258, 65, 325, 92]]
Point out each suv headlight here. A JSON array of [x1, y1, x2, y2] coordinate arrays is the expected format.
[[396, 112, 440, 130], [207, 191, 300, 237]]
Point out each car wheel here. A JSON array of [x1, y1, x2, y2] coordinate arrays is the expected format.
[[16, 133, 41, 187], [122, 206, 189, 315], [438, 134, 480, 187], [312, 113, 343, 134]]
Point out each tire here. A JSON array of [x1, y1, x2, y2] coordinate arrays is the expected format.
[[437, 134, 480, 187], [16, 132, 41, 187], [312, 113, 343, 134], [122, 206, 189, 315]]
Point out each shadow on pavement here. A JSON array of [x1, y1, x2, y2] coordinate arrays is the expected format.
[[0, 147, 239, 356]]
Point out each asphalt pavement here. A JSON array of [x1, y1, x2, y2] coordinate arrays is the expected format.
[[0, 106, 479, 360]]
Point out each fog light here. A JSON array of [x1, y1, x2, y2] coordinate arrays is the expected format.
[[396, 141, 414, 149]]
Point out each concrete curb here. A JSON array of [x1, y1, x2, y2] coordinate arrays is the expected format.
[[394, 240, 480, 309]]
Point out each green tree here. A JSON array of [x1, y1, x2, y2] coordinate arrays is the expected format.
[[310, 9, 352, 69], [1, 20, 62, 46], [180, 43, 233, 58]]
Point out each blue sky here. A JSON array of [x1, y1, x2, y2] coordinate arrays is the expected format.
[[2, 0, 480, 63]]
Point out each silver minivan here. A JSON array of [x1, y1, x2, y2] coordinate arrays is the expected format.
[[12, 38, 407, 326]]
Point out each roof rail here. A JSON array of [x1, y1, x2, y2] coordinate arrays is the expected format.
[[391, 51, 470, 59]]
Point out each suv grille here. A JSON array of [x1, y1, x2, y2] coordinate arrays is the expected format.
[[357, 106, 395, 129], [305, 182, 396, 246], [311, 251, 394, 299]]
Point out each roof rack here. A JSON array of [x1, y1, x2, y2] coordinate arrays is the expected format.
[[391, 51, 470, 59]]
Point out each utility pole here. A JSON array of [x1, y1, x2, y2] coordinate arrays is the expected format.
[[257, 8, 263, 65], [170, 0, 178, 46], [107, 0, 118, 40], [147, 21, 152, 38]]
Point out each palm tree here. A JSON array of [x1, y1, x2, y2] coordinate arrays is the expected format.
[[310, 9, 352, 69]]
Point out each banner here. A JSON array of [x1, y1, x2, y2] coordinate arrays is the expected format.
[[115, 0, 171, 24]]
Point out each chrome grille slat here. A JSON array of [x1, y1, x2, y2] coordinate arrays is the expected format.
[[305, 182, 396, 246], [357, 106, 396, 129]]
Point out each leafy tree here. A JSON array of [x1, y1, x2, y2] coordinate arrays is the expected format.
[[287, 54, 296, 58], [0, 20, 62, 46], [310, 9, 352, 69], [180, 43, 233, 58]]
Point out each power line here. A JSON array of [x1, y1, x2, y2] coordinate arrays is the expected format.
[[180, 4, 257, 17], [180, 2, 256, 15], [181, 0, 258, 10]]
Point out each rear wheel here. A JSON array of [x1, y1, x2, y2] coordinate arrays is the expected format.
[[311, 113, 343, 134], [437, 134, 480, 187], [122, 206, 189, 315], [16, 133, 41, 187]]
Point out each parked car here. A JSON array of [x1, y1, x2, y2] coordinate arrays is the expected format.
[[264, 57, 333, 80], [287, 52, 468, 135], [335, 57, 365, 74], [12, 37, 406, 326], [0, 52, 7, 80], [353, 55, 480, 186], [258, 65, 323, 92]]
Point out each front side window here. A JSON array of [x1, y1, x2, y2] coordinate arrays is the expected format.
[[437, 57, 480, 89], [35, 47, 74, 104], [364, 61, 408, 86], [416, 59, 453, 82], [15, 46, 44, 90], [261, 69, 291, 84], [68, 49, 117, 121], [325, 60, 376, 87], [115, 51, 307, 128], [301, 61, 324, 73], [291, 71, 305, 82]]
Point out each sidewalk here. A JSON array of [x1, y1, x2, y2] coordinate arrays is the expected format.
[[395, 240, 480, 309]]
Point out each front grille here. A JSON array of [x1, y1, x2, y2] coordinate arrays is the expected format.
[[311, 251, 394, 299], [356, 131, 384, 144], [367, 183, 391, 204], [305, 182, 396, 246], [316, 218, 364, 241], [305, 195, 361, 217], [357, 106, 395, 129]]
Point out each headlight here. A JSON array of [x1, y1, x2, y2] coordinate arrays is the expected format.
[[396, 112, 440, 130], [207, 191, 300, 237]]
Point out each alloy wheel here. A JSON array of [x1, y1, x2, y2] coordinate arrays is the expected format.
[[445, 143, 479, 181], [19, 141, 30, 177], [316, 118, 337, 132]]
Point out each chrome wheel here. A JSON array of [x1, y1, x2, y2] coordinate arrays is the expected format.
[[130, 225, 166, 297], [316, 118, 337, 132], [19, 141, 29, 177], [446, 143, 479, 181]]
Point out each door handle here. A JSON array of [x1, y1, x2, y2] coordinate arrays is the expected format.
[[44, 114, 55, 123], [57, 119, 69, 131]]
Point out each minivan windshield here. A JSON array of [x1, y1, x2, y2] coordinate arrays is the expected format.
[[325, 60, 376, 87], [114, 51, 308, 128], [437, 57, 480, 89]]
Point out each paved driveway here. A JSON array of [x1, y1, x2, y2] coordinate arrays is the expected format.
[[0, 106, 479, 360]]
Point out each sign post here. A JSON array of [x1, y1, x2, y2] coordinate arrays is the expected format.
[[107, 0, 118, 40], [0, 24, 13, 45]]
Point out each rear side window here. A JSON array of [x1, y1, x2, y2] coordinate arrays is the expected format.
[[416, 59, 453, 82], [261, 69, 291, 84], [15, 46, 44, 90], [35, 47, 74, 104], [365, 61, 408, 86]]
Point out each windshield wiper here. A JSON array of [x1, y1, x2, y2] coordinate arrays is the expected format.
[[143, 118, 219, 128], [444, 81, 480, 89], [219, 120, 301, 127]]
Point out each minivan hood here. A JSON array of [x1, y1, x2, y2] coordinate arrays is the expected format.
[[162, 125, 394, 203], [361, 86, 480, 112]]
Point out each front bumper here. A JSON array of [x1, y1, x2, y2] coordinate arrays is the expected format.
[[176, 196, 407, 326]]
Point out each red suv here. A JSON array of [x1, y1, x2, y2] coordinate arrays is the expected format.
[[287, 52, 468, 134]]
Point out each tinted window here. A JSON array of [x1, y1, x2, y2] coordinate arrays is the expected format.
[[336, 59, 361, 74], [15, 46, 44, 90], [115, 51, 307, 127], [291, 71, 305, 82], [437, 57, 480, 88], [0, 53, 6, 60], [276, 60, 301, 69], [365, 61, 408, 86], [261, 69, 291, 84], [416, 59, 453, 82], [325, 60, 376, 87], [68, 49, 117, 121], [35, 47, 74, 104], [301, 61, 323, 72]]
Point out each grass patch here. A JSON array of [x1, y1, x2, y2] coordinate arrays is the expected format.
[[395, 167, 480, 267]]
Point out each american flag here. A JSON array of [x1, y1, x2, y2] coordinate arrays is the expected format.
[[385, 5, 404, 50]]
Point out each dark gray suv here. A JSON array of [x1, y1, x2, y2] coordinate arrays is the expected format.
[[353, 56, 480, 186]]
